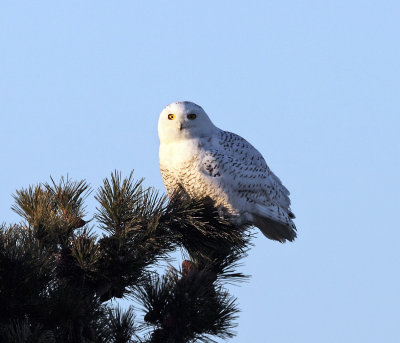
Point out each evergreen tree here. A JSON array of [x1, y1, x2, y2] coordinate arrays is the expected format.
[[0, 171, 252, 343]]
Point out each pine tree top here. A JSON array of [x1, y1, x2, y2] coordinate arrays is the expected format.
[[0, 171, 253, 343]]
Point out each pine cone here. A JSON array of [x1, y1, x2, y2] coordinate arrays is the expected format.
[[182, 260, 196, 275]]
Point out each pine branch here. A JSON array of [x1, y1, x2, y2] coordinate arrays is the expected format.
[[0, 224, 54, 324], [95, 171, 145, 234], [131, 192, 253, 342], [159, 193, 253, 281], [11, 176, 91, 245], [96, 306, 139, 343], [133, 266, 239, 343]]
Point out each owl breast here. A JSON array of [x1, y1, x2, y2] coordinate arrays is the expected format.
[[159, 138, 235, 213]]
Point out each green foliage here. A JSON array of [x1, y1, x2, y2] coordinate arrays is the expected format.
[[0, 171, 252, 343]]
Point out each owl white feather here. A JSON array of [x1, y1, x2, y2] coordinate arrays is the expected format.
[[158, 101, 296, 242]]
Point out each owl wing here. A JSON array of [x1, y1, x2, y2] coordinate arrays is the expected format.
[[200, 131, 296, 242], [205, 130, 292, 211]]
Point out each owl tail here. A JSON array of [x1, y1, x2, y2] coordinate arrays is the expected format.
[[253, 204, 297, 243], [255, 217, 296, 243]]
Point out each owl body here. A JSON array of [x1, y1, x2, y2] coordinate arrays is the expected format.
[[160, 132, 239, 215], [158, 101, 296, 242]]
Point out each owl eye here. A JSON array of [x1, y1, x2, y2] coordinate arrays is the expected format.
[[168, 114, 175, 120], [187, 113, 197, 120]]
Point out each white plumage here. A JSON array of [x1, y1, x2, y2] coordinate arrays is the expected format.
[[158, 101, 296, 242]]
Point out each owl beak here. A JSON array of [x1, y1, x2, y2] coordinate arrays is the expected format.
[[179, 123, 183, 131]]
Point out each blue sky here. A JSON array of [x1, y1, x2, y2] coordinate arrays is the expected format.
[[1, 1, 399, 342]]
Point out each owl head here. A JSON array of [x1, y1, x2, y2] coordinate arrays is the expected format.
[[158, 101, 218, 143]]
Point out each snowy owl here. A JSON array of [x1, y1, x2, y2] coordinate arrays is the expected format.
[[158, 101, 296, 242]]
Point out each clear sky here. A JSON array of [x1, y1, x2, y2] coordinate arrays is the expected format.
[[1, 1, 399, 342]]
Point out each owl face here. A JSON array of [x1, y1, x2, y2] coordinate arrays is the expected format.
[[158, 101, 218, 143]]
